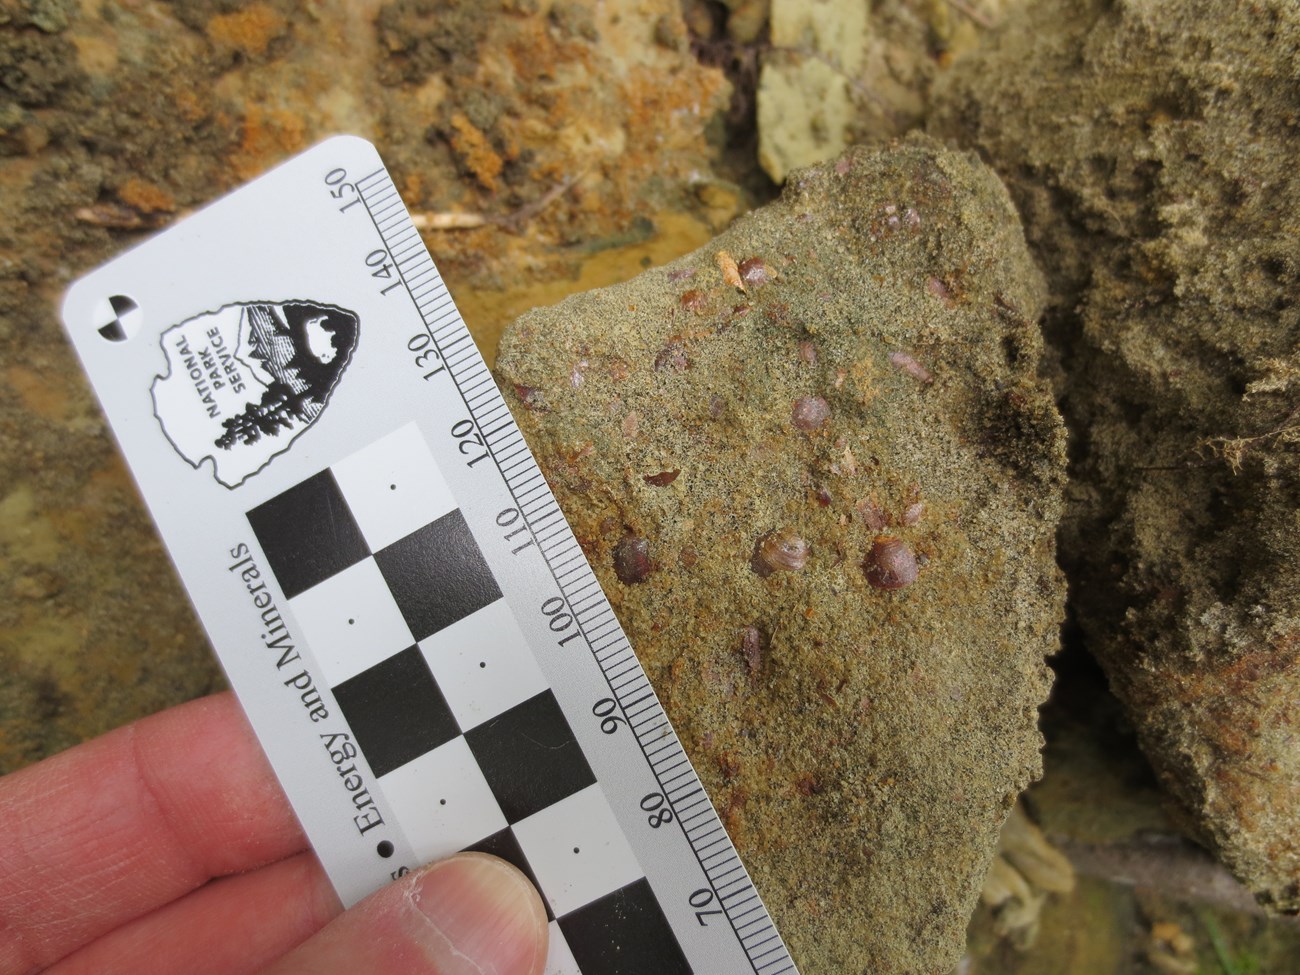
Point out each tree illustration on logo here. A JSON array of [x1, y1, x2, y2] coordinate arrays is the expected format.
[[215, 301, 360, 450]]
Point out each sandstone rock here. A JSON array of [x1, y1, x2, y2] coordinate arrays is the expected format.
[[931, 0, 1300, 913], [757, 0, 866, 182], [497, 137, 1067, 973], [751, 0, 1022, 183]]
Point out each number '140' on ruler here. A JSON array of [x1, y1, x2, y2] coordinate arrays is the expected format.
[[60, 136, 801, 975]]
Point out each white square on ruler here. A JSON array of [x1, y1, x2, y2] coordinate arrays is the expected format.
[[545, 921, 581, 975], [290, 558, 414, 686], [331, 423, 458, 552], [380, 737, 508, 862], [513, 784, 644, 919], [419, 600, 549, 731]]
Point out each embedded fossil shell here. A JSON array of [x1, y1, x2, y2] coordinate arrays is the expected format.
[[613, 535, 654, 584], [753, 530, 810, 576], [864, 536, 919, 590], [739, 256, 774, 289], [792, 395, 831, 431]]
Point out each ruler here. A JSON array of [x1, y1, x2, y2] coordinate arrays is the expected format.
[[60, 136, 799, 975]]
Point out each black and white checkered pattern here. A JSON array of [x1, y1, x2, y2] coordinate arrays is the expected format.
[[94, 293, 141, 342], [247, 423, 690, 975]]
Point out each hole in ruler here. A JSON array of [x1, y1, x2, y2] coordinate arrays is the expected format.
[[390, 484, 397, 491], [439, 798, 447, 806], [479, 661, 486, 669], [348, 618, 355, 625], [376, 840, 394, 859], [573, 847, 580, 855]]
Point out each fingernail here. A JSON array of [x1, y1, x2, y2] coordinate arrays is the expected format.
[[406, 853, 548, 975]]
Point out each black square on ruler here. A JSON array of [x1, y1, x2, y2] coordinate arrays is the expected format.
[[374, 509, 502, 641], [332, 646, 459, 777], [463, 691, 596, 822], [246, 470, 369, 598], [463, 828, 553, 921], [559, 878, 692, 975]]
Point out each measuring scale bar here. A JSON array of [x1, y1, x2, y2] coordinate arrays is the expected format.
[[61, 136, 800, 975]]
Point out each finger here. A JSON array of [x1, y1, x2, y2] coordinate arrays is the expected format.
[[265, 853, 548, 975], [0, 692, 305, 971], [46, 852, 338, 975]]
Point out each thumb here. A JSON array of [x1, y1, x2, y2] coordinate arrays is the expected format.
[[264, 853, 548, 975]]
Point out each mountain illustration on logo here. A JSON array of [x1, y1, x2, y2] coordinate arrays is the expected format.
[[151, 300, 360, 488]]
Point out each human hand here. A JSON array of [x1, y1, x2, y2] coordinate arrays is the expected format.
[[0, 692, 548, 975]]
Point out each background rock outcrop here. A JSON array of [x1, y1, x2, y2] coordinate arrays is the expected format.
[[497, 138, 1068, 973], [931, 0, 1300, 912], [0, 0, 729, 768]]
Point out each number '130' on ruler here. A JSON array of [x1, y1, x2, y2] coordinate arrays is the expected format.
[[60, 136, 800, 975]]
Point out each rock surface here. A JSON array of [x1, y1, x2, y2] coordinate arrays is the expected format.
[[931, 0, 1300, 913], [497, 138, 1067, 973]]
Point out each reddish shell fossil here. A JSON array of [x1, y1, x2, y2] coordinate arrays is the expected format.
[[864, 536, 919, 590], [643, 469, 680, 487], [792, 395, 831, 431], [889, 351, 934, 384], [739, 257, 773, 289], [680, 289, 708, 312], [655, 342, 689, 372], [740, 625, 766, 676], [614, 535, 654, 584], [856, 497, 890, 531], [512, 383, 547, 411], [752, 530, 810, 576]]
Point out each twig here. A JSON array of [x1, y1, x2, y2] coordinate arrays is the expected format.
[[498, 169, 588, 231], [411, 169, 589, 233], [410, 212, 489, 230], [942, 0, 996, 30], [1201, 402, 1300, 473]]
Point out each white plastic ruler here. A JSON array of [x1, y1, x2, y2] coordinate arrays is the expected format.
[[60, 136, 799, 975]]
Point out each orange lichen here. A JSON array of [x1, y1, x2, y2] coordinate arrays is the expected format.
[[721, 787, 749, 847], [172, 89, 208, 124], [118, 179, 176, 214], [506, 19, 592, 94], [401, 172, 425, 204], [621, 62, 727, 159], [206, 5, 287, 57], [229, 106, 306, 181], [6, 366, 73, 420], [448, 113, 504, 194]]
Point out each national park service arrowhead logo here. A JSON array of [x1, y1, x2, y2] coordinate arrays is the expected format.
[[151, 300, 360, 488]]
